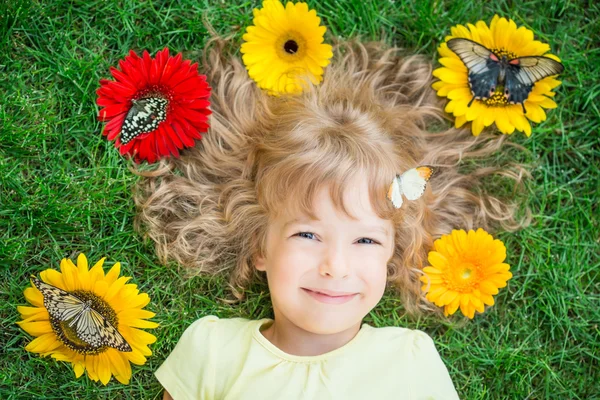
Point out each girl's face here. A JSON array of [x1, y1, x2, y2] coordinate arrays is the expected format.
[[255, 175, 395, 335]]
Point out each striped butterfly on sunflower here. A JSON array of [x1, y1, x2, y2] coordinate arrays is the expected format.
[[31, 276, 132, 352]]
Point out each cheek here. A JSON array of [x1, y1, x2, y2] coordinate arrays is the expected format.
[[353, 250, 389, 290], [268, 243, 315, 286]]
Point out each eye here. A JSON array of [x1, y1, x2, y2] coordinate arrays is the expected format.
[[356, 237, 380, 245], [294, 232, 317, 240]]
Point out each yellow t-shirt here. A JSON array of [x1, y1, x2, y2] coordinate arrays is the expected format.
[[155, 315, 459, 400]]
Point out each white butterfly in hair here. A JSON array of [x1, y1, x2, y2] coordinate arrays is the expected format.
[[31, 276, 132, 352], [387, 166, 434, 209]]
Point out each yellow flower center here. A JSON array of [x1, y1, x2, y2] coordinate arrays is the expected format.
[[445, 261, 482, 293], [491, 48, 517, 60], [50, 290, 118, 355], [275, 31, 307, 61], [461, 267, 472, 279], [483, 89, 509, 107]]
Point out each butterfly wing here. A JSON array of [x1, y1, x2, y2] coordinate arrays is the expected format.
[[505, 56, 564, 106], [74, 308, 132, 351], [31, 277, 87, 321], [121, 97, 168, 145], [68, 308, 103, 348], [387, 176, 403, 209], [98, 316, 132, 352], [447, 38, 500, 100], [399, 166, 434, 201]]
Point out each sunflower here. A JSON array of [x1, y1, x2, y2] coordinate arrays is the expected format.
[[240, 0, 333, 96], [17, 254, 158, 385], [97, 48, 211, 163], [420, 229, 512, 319], [432, 15, 562, 136]]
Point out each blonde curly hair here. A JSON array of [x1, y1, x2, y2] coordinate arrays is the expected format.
[[134, 37, 529, 316]]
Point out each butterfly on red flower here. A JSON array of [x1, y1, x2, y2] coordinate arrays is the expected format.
[[97, 48, 211, 163]]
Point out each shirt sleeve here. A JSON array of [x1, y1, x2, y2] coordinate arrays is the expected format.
[[154, 315, 219, 400], [410, 331, 460, 400]]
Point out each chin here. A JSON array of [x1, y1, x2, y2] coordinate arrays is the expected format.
[[296, 312, 364, 335]]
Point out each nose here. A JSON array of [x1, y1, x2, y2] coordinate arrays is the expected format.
[[318, 242, 349, 278]]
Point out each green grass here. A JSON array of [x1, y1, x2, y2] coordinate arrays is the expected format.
[[1, 0, 599, 398]]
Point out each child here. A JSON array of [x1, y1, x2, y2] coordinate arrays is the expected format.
[[135, 37, 527, 399]]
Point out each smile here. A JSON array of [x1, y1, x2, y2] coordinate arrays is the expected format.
[[301, 288, 359, 304]]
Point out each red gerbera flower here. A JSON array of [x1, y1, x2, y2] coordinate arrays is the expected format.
[[97, 48, 211, 163]]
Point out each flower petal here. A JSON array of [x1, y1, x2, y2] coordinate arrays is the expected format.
[[17, 305, 48, 320], [24, 287, 44, 307], [433, 67, 468, 84], [74, 361, 86, 379], [17, 320, 53, 336], [97, 353, 112, 385], [60, 258, 77, 291], [105, 262, 121, 285], [427, 252, 448, 269], [108, 349, 132, 385], [495, 108, 516, 134], [471, 116, 485, 136], [104, 276, 131, 302], [25, 333, 62, 353]]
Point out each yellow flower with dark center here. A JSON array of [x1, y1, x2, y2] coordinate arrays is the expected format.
[[17, 254, 158, 385], [420, 229, 512, 319], [241, 0, 333, 96], [432, 15, 562, 136]]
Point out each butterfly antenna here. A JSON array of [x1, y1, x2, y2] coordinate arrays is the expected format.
[[468, 96, 476, 107], [521, 102, 527, 114]]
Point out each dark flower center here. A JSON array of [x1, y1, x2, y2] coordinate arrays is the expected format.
[[284, 40, 299, 54], [49, 290, 118, 355]]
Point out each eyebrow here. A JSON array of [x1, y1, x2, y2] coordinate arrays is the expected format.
[[283, 218, 390, 237], [283, 217, 319, 230], [368, 226, 391, 237]]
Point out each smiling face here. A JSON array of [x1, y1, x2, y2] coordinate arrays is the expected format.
[[254, 175, 395, 335]]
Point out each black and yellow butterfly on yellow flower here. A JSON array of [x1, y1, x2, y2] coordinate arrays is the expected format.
[[447, 38, 564, 113], [31, 276, 132, 352]]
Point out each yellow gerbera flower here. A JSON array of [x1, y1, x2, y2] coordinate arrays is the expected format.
[[16, 254, 158, 385], [420, 229, 512, 319], [241, 0, 333, 96], [432, 15, 562, 136]]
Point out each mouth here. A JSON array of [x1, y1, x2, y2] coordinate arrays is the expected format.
[[301, 288, 359, 305]]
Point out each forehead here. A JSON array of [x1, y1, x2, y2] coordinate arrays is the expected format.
[[277, 175, 389, 228]]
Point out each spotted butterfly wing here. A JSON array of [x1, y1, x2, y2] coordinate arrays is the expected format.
[[120, 97, 168, 145], [504, 56, 564, 105], [30, 276, 132, 352]]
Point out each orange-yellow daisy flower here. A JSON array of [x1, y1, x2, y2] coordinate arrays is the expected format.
[[241, 0, 333, 96], [432, 15, 562, 136], [17, 254, 158, 385], [420, 228, 512, 319]]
